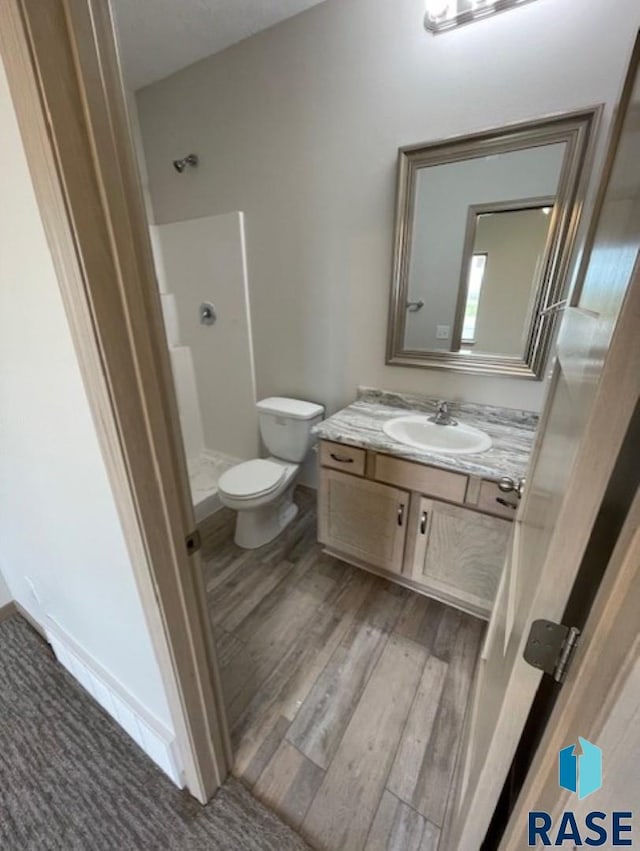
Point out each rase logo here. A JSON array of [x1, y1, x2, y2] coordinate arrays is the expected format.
[[528, 738, 634, 847], [559, 736, 602, 799]]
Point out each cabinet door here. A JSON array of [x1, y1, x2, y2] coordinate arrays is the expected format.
[[410, 497, 511, 615], [319, 468, 409, 573]]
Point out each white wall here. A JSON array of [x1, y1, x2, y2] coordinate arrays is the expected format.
[[135, 0, 640, 417], [405, 144, 564, 351], [0, 59, 178, 774]]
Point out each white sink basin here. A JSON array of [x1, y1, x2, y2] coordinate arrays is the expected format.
[[383, 415, 492, 455]]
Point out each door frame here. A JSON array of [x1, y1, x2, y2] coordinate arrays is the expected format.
[[0, 0, 230, 803]]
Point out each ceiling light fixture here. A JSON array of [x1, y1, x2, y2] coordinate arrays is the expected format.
[[425, 0, 538, 34]]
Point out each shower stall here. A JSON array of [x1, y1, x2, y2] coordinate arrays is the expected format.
[[150, 211, 258, 521]]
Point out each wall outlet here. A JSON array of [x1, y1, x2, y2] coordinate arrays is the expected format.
[[436, 324, 450, 340]]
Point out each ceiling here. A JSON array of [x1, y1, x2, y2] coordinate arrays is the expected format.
[[112, 0, 327, 91]]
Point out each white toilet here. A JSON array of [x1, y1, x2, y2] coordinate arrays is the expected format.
[[217, 397, 324, 549]]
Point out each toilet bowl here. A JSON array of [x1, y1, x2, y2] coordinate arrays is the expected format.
[[218, 397, 324, 549], [218, 457, 298, 549]]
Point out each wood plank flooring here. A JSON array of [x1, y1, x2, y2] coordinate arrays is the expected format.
[[200, 487, 484, 851]]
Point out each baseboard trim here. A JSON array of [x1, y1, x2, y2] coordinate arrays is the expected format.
[[45, 616, 184, 787], [0, 601, 16, 623]]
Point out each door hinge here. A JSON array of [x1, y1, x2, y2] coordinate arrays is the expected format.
[[523, 619, 580, 683], [185, 529, 202, 557]]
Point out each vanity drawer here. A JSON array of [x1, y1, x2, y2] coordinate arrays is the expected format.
[[373, 453, 467, 504], [320, 441, 366, 476], [477, 480, 518, 519]]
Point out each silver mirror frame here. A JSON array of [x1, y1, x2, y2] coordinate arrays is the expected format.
[[386, 107, 602, 379], [424, 0, 540, 35]]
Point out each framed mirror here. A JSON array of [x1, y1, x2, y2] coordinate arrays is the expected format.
[[386, 108, 601, 378]]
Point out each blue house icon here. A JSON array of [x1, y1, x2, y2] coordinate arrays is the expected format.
[[559, 737, 602, 799]]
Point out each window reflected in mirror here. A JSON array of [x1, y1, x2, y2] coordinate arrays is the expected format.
[[461, 253, 487, 346]]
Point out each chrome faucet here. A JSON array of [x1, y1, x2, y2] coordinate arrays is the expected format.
[[429, 399, 457, 426]]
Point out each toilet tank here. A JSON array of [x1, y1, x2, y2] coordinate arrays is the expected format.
[[257, 397, 325, 463]]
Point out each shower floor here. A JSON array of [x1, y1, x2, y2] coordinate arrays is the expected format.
[[189, 450, 242, 521]]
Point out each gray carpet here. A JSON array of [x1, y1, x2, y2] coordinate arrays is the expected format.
[[0, 615, 311, 850]]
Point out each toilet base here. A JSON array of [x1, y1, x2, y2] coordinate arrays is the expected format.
[[234, 488, 299, 549]]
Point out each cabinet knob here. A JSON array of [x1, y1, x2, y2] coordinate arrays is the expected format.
[[397, 504, 405, 527], [498, 476, 526, 498], [420, 511, 428, 534]]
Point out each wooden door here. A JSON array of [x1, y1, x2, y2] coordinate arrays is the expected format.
[[502, 489, 640, 848], [446, 39, 640, 850], [319, 469, 409, 573], [410, 497, 510, 616]]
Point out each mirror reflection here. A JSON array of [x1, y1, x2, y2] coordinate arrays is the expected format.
[[456, 203, 554, 356], [403, 143, 565, 357]]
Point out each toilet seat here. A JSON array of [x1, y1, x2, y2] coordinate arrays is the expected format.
[[218, 459, 286, 500]]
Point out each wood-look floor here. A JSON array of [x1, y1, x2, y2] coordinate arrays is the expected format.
[[200, 487, 484, 851]]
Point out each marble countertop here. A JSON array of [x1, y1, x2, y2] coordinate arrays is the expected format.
[[313, 387, 538, 482]]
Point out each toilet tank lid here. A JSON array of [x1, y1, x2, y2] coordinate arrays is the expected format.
[[257, 397, 324, 421]]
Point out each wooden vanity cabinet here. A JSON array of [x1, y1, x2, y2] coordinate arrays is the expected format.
[[318, 469, 409, 574], [406, 496, 511, 615], [319, 440, 367, 476], [317, 440, 515, 618]]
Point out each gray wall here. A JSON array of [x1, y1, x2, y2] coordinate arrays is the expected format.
[[136, 0, 640, 415]]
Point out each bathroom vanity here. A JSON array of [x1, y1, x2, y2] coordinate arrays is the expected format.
[[314, 389, 536, 619]]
